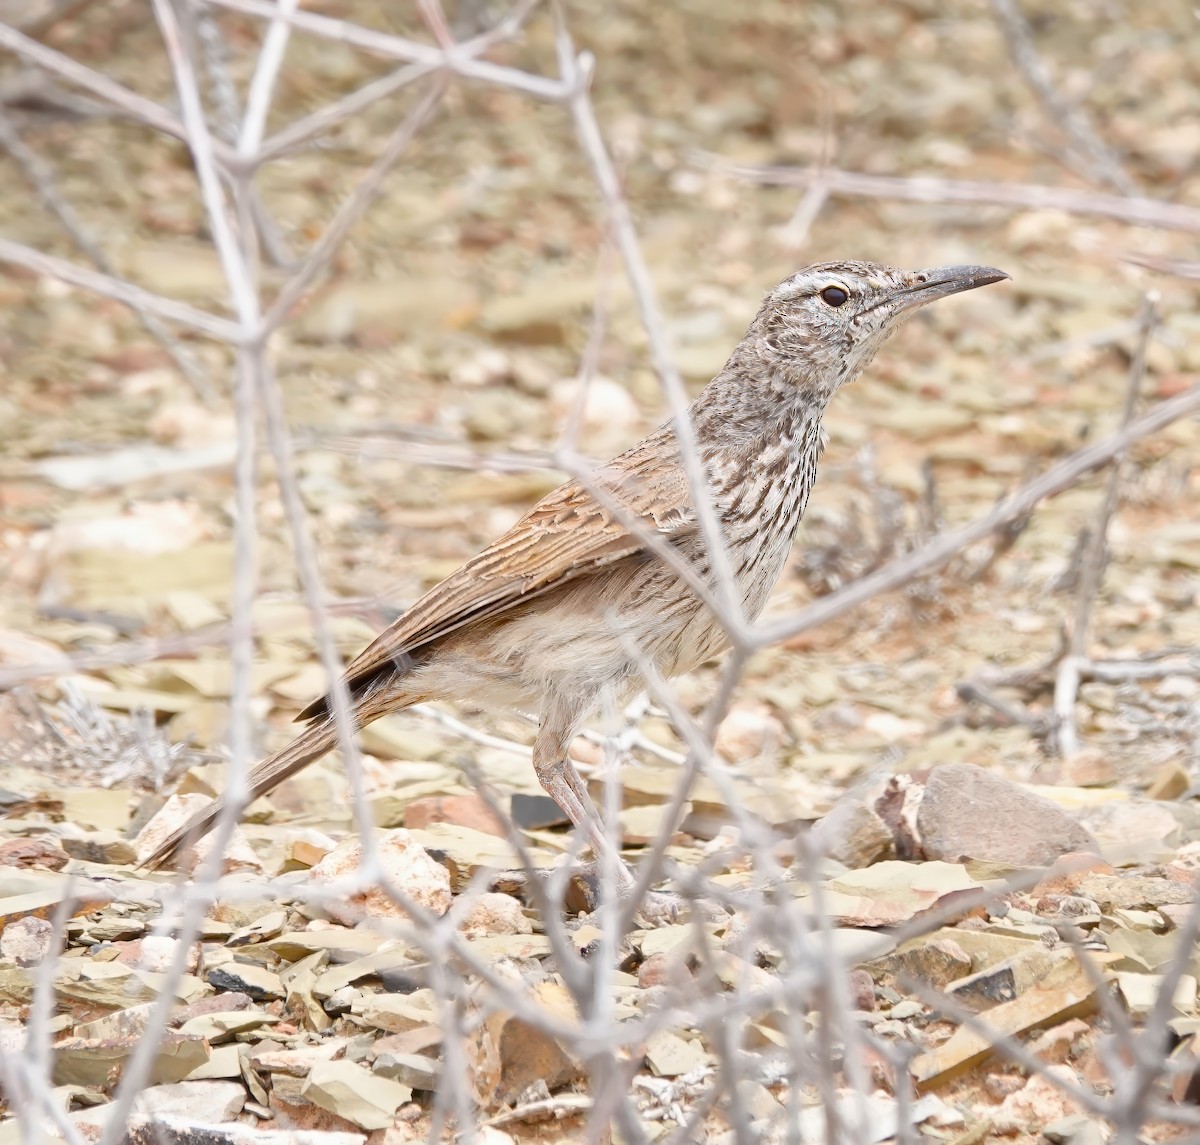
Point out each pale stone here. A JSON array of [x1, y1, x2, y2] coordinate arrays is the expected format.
[[549, 375, 639, 434], [133, 1080, 246, 1122], [0, 916, 55, 967], [916, 764, 1099, 866], [457, 892, 532, 939], [307, 831, 451, 925]]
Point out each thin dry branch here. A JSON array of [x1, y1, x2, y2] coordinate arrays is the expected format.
[[989, 0, 1137, 195], [255, 0, 539, 164], [259, 56, 436, 162], [0, 105, 216, 402], [779, 86, 835, 251], [155, 0, 258, 327], [5, 3, 1196, 1140], [0, 23, 240, 167], [0, 235, 244, 340], [697, 153, 1200, 234], [552, 6, 747, 638], [1019, 316, 1145, 366], [95, 5, 269, 1136], [755, 377, 1200, 648], [1055, 294, 1156, 756], [0, 65, 110, 118], [205, 0, 570, 102], [261, 79, 449, 334], [1122, 251, 1200, 280]]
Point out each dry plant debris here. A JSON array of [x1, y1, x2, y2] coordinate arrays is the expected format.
[[1, 753, 1199, 1141]]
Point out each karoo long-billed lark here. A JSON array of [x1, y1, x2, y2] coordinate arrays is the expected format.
[[144, 261, 1009, 893]]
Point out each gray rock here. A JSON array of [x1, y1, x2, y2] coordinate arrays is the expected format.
[[371, 1050, 440, 1091], [810, 781, 894, 867], [916, 764, 1099, 866]]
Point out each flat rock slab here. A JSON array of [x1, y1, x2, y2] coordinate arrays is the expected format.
[[133, 1080, 246, 1122], [916, 764, 1099, 867]]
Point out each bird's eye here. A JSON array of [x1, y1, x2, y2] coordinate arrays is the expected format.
[[820, 285, 849, 307]]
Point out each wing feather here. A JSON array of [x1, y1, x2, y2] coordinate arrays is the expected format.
[[296, 430, 694, 720]]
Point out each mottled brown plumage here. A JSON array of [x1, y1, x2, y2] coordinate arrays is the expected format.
[[143, 261, 1008, 881]]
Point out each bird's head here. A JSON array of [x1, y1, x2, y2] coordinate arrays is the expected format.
[[745, 260, 1010, 403]]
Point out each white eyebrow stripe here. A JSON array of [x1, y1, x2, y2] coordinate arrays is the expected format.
[[773, 278, 809, 300]]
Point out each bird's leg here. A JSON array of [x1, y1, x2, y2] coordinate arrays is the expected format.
[[531, 702, 692, 926], [532, 708, 636, 896]]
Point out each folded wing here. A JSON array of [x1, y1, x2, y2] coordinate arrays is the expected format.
[[297, 430, 698, 720]]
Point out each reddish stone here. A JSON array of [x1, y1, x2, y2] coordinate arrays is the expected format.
[[403, 794, 507, 839], [1155, 373, 1198, 399], [1028, 1019, 1090, 1065], [0, 838, 69, 871], [847, 968, 876, 1012], [858, 1044, 896, 1092], [637, 952, 693, 990], [170, 992, 253, 1026], [1031, 852, 1114, 898]]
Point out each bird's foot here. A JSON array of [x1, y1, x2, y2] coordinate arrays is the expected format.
[[630, 888, 687, 927], [570, 864, 727, 928], [605, 887, 729, 928], [491, 863, 727, 928]]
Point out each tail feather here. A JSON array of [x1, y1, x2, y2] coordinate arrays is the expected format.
[[139, 718, 340, 871]]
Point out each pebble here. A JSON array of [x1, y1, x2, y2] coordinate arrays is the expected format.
[[308, 830, 451, 925], [0, 917, 54, 967]]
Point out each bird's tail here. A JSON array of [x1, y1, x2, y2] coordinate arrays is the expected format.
[[139, 716, 343, 872]]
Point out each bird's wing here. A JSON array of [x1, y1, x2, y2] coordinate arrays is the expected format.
[[298, 432, 697, 719]]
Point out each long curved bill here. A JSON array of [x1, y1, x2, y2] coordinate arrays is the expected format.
[[893, 265, 1011, 313]]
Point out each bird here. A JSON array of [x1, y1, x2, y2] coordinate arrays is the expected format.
[[142, 261, 1009, 887]]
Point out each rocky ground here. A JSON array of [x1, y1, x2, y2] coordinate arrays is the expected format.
[[0, 1, 1199, 1142]]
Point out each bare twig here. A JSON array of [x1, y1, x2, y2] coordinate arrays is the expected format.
[[0, 106, 216, 402], [480, 1094, 593, 1128], [778, 87, 835, 251], [1121, 251, 1200, 280], [756, 376, 1200, 649], [697, 153, 1200, 234], [1055, 294, 1157, 755], [552, 6, 747, 639], [153, 0, 258, 329], [1082, 653, 1200, 682], [257, 0, 539, 162], [4, 3, 1197, 1140], [1019, 316, 1145, 366], [205, 0, 570, 103], [96, 0, 266, 1135], [955, 679, 1049, 731], [205, 0, 295, 267], [0, 235, 244, 340], [989, 0, 1137, 195], [0, 23, 240, 167], [190, 2, 240, 143], [0, 64, 110, 119], [261, 79, 448, 334]]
